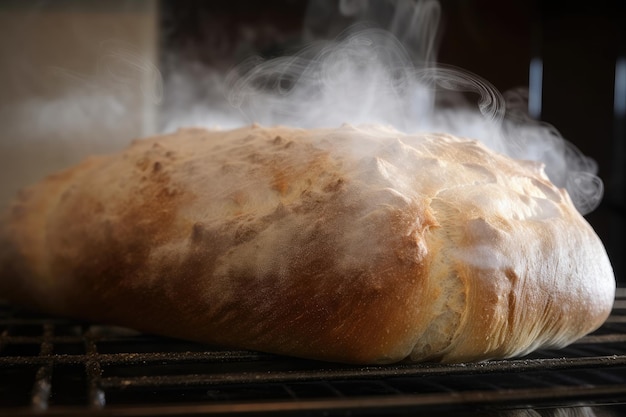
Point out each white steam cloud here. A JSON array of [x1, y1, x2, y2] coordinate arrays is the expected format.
[[176, 0, 602, 215]]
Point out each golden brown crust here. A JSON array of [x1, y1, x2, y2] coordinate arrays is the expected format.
[[0, 124, 615, 364]]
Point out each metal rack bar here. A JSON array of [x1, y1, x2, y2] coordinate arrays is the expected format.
[[30, 324, 53, 410], [83, 330, 105, 409]]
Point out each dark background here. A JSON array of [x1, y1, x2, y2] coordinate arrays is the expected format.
[[160, 0, 626, 286]]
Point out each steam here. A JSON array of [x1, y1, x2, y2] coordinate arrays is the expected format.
[[212, 1, 603, 215], [225, 27, 430, 131], [5, 40, 161, 142]]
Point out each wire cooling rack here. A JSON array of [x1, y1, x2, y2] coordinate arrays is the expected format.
[[1, 289, 625, 416]]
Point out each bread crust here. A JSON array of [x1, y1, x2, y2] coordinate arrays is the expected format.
[[0, 124, 615, 363]]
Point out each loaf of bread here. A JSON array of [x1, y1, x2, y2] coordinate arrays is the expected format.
[[0, 124, 615, 364]]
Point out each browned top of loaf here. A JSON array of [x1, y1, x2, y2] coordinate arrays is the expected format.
[[1, 124, 615, 364]]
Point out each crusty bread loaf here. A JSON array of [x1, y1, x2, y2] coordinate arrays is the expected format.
[[0, 124, 615, 364]]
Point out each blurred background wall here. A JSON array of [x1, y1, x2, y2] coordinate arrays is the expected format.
[[0, 0, 158, 212]]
